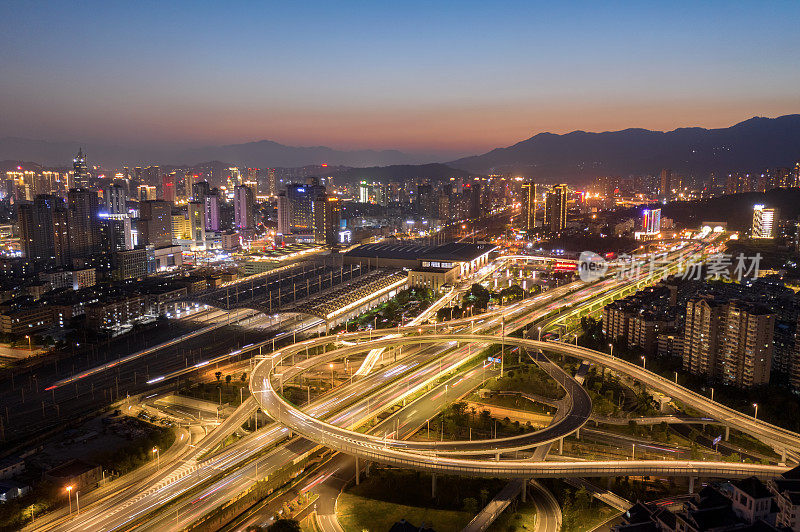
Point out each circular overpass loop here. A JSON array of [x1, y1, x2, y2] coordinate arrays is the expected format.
[[251, 332, 790, 479]]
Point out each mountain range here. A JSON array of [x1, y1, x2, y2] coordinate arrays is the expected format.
[[0, 137, 434, 169], [449, 114, 800, 180], [2, 115, 799, 183]]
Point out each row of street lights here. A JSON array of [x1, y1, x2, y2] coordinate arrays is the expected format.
[[64, 448, 161, 516], [63, 448, 161, 517], [604, 344, 761, 420]]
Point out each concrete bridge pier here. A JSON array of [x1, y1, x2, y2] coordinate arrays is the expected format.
[[688, 477, 695, 494], [432, 473, 437, 498], [521, 481, 527, 503], [725, 426, 730, 441], [495, 452, 500, 461], [355, 458, 360, 485], [559, 437, 564, 455]]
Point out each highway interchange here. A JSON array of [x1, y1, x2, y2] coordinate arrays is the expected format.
[[29, 232, 797, 532]]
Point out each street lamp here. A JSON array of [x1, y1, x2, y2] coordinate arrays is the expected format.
[[25, 335, 31, 351], [152, 447, 160, 470], [753, 403, 759, 420], [641, 356, 646, 370], [65, 485, 73, 515], [608, 343, 614, 359], [537, 326, 542, 341], [330, 364, 334, 388], [674, 371, 678, 383]]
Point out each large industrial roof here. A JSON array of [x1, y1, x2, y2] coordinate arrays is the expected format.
[[344, 241, 495, 263], [420, 242, 496, 262], [344, 243, 434, 261]]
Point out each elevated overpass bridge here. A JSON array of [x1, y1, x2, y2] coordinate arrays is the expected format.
[[251, 331, 791, 480]]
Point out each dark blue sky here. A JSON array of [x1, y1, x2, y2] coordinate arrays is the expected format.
[[1, 1, 798, 156]]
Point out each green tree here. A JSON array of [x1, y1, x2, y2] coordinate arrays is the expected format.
[[479, 410, 493, 429], [575, 486, 592, 510], [562, 499, 575, 531], [215, 371, 222, 383], [451, 401, 468, 421], [241, 372, 247, 382], [226, 374, 232, 388], [463, 283, 491, 311], [479, 488, 490, 507], [267, 520, 301, 532], [463, 497, 478, 513], [499, 284, 524, 304]]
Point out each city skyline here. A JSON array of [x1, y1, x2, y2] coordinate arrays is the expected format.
[[1, 1, 799, 156], [4, 4, 800, 531]]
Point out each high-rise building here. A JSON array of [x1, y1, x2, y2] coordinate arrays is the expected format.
[[139, 199, 173, 248], [417, 184, 434, 217], [234, 184, 255, 231], [313, 193, 341, 245], [752, 204, 776, 239], [184, 173, 200, 201], [773, 167, 793, 189], [287, 183, 322, 233], [143, 166, 161, 186], [358, 182, 385, 205], [520, 181, 538, 234], [438, 192, 451, 223], [172, 210, 191, 241], [192, 181, 211, 203], [39, 171, 62, 195], [682, 296, 774, 388], [247, 167, 258, 185], [682, 296, 726, 378], [244, 179, 259, 197], [104, 184, 127, 215], [204, 191, 220, 232], [18, 194, 70, 266], [227, 167, 242, 188], [267, 168, 277, 197], [98, 215, 133, 252], [162, 173, 176, 203], [72, 148, 89, 189], [544, 184, 568, 235], [726, 172, 753, 195], [188, 201, 206, 244], [659, 168, 673, 197], [642, 208, 662, 234], [468, 182, 482, 219], [718, 300, 774, 387], [138, 185, 157, 201], [793, 162, 800, 190], [277, 192, 290, 236], [67, 188, 101, 259]]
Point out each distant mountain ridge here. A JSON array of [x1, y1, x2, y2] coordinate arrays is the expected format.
[[0, 137, 431, 169], [4, 114, 799, 181], [450, 114, 800, 181], [313, 163, 474, 184]]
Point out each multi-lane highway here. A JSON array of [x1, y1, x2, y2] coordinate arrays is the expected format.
[[252, 332, 789, 479], [32, 235, 734, 530]]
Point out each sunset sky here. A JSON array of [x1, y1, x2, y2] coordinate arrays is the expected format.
[[2, 1, 799, 158]]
